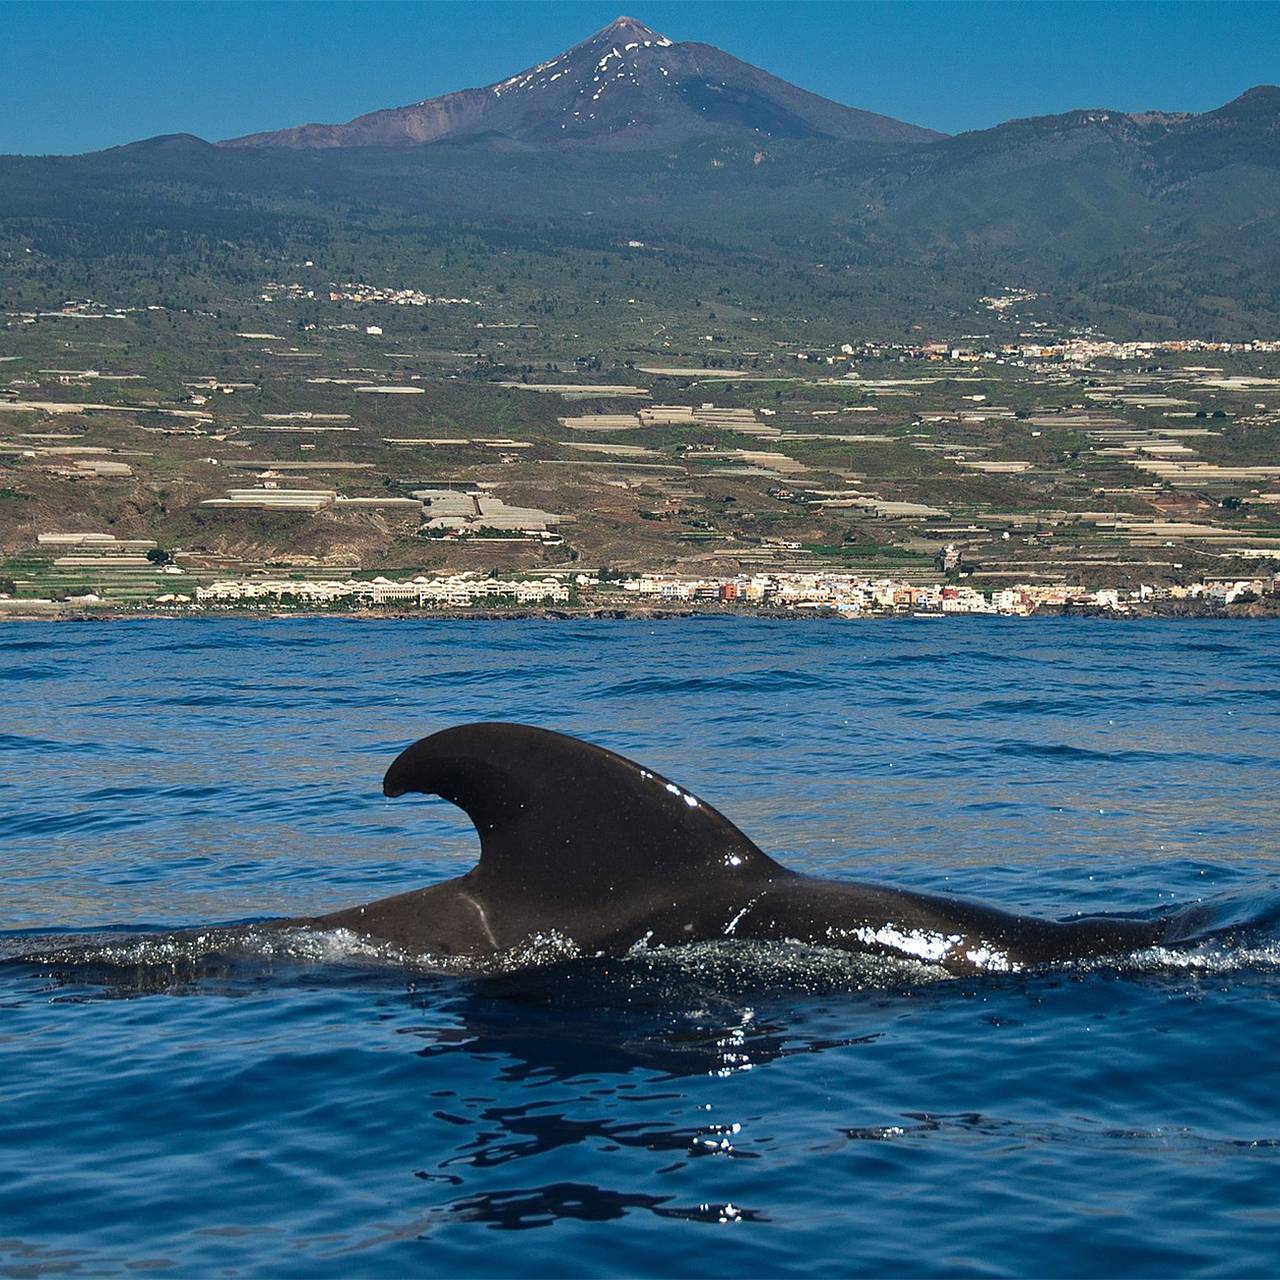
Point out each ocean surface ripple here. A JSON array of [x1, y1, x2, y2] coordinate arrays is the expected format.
[[2, 618, 1278, 1277]]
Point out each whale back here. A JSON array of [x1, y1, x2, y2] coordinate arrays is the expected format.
[[382, 723, 785, 934]]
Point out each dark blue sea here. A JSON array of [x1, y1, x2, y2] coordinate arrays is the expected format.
[[2, 618, 1279, 1277]]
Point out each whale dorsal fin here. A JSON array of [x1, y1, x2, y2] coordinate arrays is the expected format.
[[382, 723, 785, 909]]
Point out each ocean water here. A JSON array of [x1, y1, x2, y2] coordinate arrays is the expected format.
[[2, 618, 1278, 1277]]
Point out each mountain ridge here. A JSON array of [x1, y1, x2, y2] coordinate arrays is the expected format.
[[219, 15, 943, 150]]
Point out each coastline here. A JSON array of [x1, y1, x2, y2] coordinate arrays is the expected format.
[[3, 599, 1278, 624]]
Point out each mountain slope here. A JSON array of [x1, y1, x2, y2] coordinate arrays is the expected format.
[[2, 70, 1278, 335], [856, 88, 1280, 252], [221, 16, 941, 150]]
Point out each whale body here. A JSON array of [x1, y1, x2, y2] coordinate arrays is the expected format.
[[304, 724, 1177, 973]]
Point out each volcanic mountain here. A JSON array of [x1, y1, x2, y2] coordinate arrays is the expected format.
[[221, 15, 940, 150]]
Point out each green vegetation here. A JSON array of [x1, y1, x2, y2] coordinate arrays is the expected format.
[[3, 97, 1280, 337]]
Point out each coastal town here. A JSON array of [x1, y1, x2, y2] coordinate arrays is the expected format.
[[3, 554, 1274, 618]]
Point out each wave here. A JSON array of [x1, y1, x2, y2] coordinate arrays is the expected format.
[[601, 669, 834, 698]]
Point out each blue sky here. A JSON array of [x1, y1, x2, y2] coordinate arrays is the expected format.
[[3, 1, 1278, 154]]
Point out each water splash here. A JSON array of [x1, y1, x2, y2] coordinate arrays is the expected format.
[[11, 919, 1280, 1005]]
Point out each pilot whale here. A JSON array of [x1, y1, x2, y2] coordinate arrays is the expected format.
[[302, 723, 1188, 973]]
